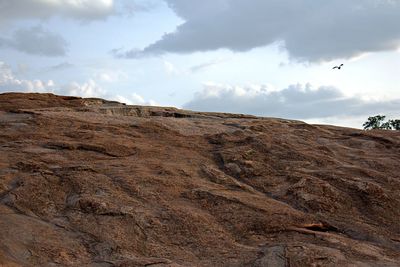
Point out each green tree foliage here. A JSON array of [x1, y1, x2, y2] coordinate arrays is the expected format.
[[363, 115, 400, 130], [363, 115, 387, 130]]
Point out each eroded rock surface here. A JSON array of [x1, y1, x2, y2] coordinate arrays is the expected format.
[[1, 93, 399, 266]]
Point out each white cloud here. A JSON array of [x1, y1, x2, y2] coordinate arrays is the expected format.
[[163, 60, 183, 75], [98, 73, 114, 82], [130, 93, 146, 104], [0, 61, 106, 98], [60, 79, 106, 98], [94, 69, 128, 83], [1, 61, 157, 106], [304, 116, 371, 129], [0, 61, 56, 92], [112, 93, 157, 106], [183, 82, 400, 121], [0, 26, 68, 57], [118, 0, 400, 62]]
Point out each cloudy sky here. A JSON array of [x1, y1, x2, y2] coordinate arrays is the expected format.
[[1, 0, 400, 128]]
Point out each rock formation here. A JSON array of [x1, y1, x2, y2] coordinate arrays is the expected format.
[[0, 93, 399, 266]]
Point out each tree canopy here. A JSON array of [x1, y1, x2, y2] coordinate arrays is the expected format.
[[363, 115, 400, 130]]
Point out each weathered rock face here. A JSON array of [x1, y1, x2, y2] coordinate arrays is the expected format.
[[0, 92, 399, 266]]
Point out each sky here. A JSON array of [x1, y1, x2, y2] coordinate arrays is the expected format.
[[1, 0, 400, 128]]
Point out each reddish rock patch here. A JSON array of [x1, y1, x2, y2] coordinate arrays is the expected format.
[[1, 93, 399, 266]]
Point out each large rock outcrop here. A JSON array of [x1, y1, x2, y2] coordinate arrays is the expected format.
[[1, 93, 399, 266]]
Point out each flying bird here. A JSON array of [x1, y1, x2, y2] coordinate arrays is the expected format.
[[333, 64, 344, 70]]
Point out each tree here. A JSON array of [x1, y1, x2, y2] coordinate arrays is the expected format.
[[381, 121, 392, 130], [363, 115, 400, 130], [363, 115, 388, 130], [389, 119, 400, 130]]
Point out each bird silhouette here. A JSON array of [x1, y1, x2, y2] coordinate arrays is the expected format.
[[333, 64, 344, 70]]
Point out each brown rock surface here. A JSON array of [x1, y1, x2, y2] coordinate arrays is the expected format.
[[0, 92, 399, 266]]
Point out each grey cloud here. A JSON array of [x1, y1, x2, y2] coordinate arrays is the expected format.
[[0, 26, 68, 57], [111, 48, 144, 59], [17, 63, 30, 75], [47, 62, 74, 72], [118, 0, 400, 61], [183, 83, 400, 120], [119, 0, 160, 16], [0, 0, 115, 23], [190, 58, 230, 73]]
